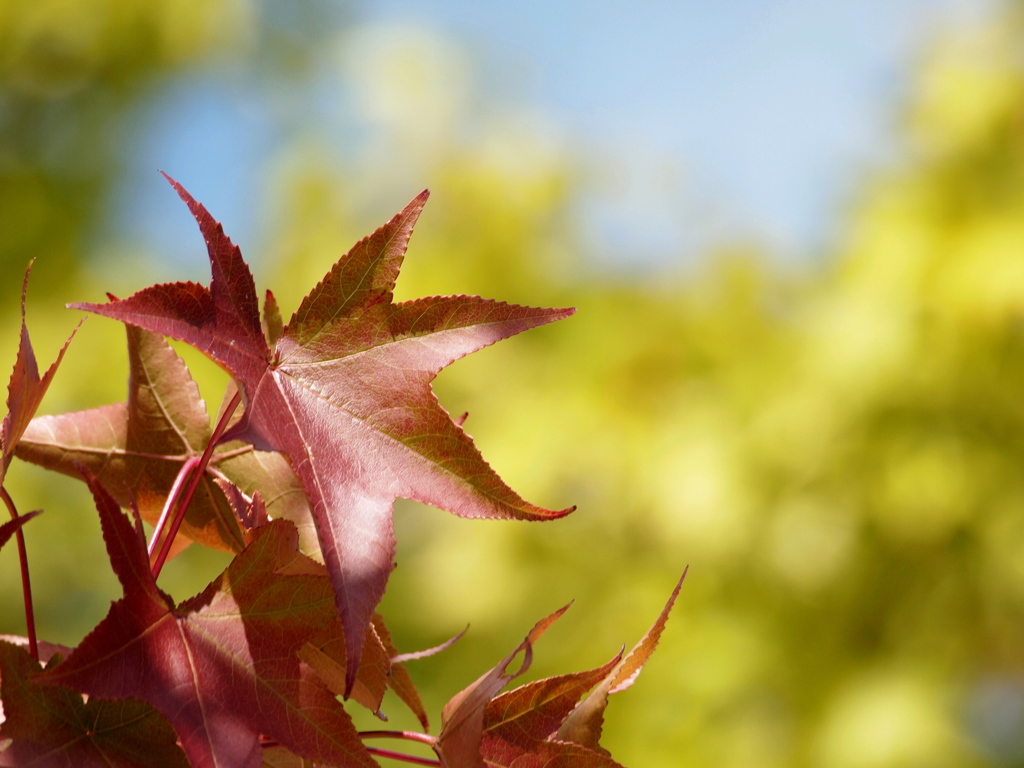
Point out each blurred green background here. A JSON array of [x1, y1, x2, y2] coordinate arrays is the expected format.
[[3, 1, 1024, 766]]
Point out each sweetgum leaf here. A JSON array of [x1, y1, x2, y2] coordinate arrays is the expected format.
[[435, 605, 570, 768], [0, 641, 189, 768], [71, 175, 575, 692], [16, 323, 244, 553], [16, 326, 315, 557], [555, 572, 687, 752], [38, 472, 376, 768], [479, 652, 622, 766], [1, 264, 77, 487]]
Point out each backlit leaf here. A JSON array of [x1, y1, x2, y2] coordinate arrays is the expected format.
[[435, 605, 570, 768], [16, 326, 315, 557], [38, 472, 376, 768], [72, 176, 574, 692], [1, 264, 77, 487], [555, 572, 686, 752]]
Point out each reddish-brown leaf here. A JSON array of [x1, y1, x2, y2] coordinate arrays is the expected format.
[[0, 641, 189, 768], [435, 605, 570, 768], [15, 326, 315, 558], [71, 176, 574, 692], [1, 264, 77, 487], [480, 652, 622, 766], [555, 572, 687, 752], [16, 324, 244, 553], [297, 618, 391, 719], [37, 473, 376, 768], [485, 740, 625, 768]]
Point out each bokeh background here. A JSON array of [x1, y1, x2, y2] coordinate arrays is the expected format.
[[3, 1, 1024, 766]]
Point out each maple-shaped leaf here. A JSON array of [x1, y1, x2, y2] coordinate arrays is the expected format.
[[435, 605, 570, 768], [0, 641, 189, 768], [16, 326, 315, 557], [1, 264, 77, 487], [71, 175, 575, 690], [38, 472, 377, 768], [555, 571, 687, 753], [16, 323, 244, 553]]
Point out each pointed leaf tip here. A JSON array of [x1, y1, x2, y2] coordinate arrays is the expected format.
[[67, 183, 575, 710], [0, 510, 41, 555], [555, 570, 687, 752], [3, 264, 79, 483], [39, 519, 378, 768], [436, 603, 571, 767]]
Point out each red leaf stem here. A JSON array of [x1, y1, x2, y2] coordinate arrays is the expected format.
[[147, 455, 201, 560], [150, 390, 241, 578], [359, 730, 437, 747], [364, 747, 441, 767], [0, 487, 37, 661]]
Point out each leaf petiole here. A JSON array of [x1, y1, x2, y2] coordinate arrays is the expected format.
[[358, 731, 439, 766], [364, 746, 441, 766], [150, 390, 242, 579], [1, 486, 37, 661], [147, 455, 201, 561], [359, 730, 437, 746]]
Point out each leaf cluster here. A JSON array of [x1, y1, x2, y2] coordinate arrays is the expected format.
[[0, 178, 682, 767]]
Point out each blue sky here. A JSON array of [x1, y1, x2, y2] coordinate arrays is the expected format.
[[352, 0, 996, 259], [113, 0, 999, 271]]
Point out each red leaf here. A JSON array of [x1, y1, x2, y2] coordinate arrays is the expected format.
[[485, 740, 625, 768], [72, 177, 575, 692], [555, 571, 687, 752], [1, 263, 77, 486], [37, 472, 376, 768], [435, 605, 570, 768], [0, 641, 189, 768], [480, 651, 622, 765], [15, 327, 314, 558]]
